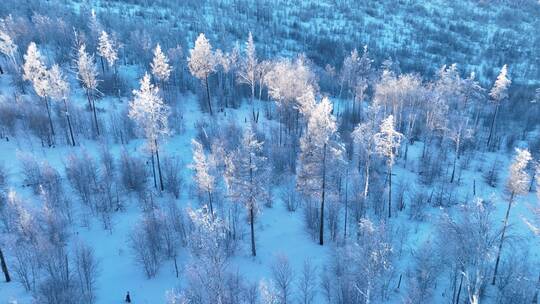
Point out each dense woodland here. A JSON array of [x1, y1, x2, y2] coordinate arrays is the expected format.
[[0, 0, 540, 303]]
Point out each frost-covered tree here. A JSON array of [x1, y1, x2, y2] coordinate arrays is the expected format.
[[151, 43, 172, 83], [374, 115, 403, 218], [190, 139, 216, 216], [487, 65, 510, 147], [492, 148, 531, 284], [75, 44, 100, 135], [129, 73, 170, 191], [48, 64, 75, 146], [340, 46, 373, 120], [23, 42, 55, 140], [188, 33, 216, 115], [225, 126, 268, 256], [0, 27, 17, 71], [352, 113, 377, 199], [237, 32, 259, 121], [97, 30, 117, 72], [297, 97, 344, 245]]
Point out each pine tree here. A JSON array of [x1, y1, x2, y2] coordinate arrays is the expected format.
[[188, 33, 216, 115], [237, 32, 259, 121], [190, 139, 216, 216], [129, 73, 170, 191], [374, 115, 403, 218], [76, 44, 101, 135], [225, 126, 268, 256], [48, 64, 75, 146], [23, 42, 55, 141], [492, 148, 531, 285], [297, 97, 344, 245], [487, 65, 510, 147]]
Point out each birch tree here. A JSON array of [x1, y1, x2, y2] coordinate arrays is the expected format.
[[129, 73, 170, 191], [297, 97, 344, 245], [492, 148, 531, 284], [486, 65, 510, 147], [224, 126, 268, 256], [374, 115, 403, 218], [188, 33, 216, 115]]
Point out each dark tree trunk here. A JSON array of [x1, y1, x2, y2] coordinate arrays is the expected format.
[[250, 206, 256, 256], [0, 247, 10, 282], [64, 99, 76, 146], [44, 97, 55, 137], [155, 140, 164, 191], [388, 165, 392, 218], [320, 143, 327, 246], [487, 103, 499, 148], [151, 152, 157, 189], [205, 75, 213, 115], [492, 192, 515, 285], [91, 96, 100, 136]]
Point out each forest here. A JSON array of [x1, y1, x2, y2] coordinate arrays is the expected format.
[[0, 0, 539, 303]]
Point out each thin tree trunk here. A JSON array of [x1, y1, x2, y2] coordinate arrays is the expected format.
[[151, 152, 157, 189], [91, 97, 100, 136], [456, 274, 463, 304], [173, 255, 179, 278], [320, 143, 327, 245], [44, 97, 55, 137], [205, 75, 213, 115], [487, 103, 499, 148], [492, 192, 515, 285], [64, 99, 76, 146], [250, 206, 256, 256], [388, 165, 392, 218], [207, 191, 214, 218], [0, 247, 10, 282], [155, 140, 164, 191]]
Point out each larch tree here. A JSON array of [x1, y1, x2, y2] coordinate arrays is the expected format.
[[75, 44, 100, 135], [151, 43, 172, 85], [486, 64, 510, 147], [352, 108, 378, 199], [129, 72, 170, 191], [374, 115, 403, 218], [0, 27, 17, 72], [191, 139, 216, 216], [237, 32, 259, 121], [188, 33, 216, 115], [492, 148, 531, 285], [48, 64, 75, 146], [97, 30, 118, 73], [23, 42, 55, 140], [224, 126, 268, 256], [297, 97, 344, 245]]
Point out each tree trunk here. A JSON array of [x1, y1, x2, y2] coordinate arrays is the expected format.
[[388, 165, 392, 218], [64, 99, 76, 146], [205, 75, 213, 115], [150, 152, 157, 189], [91, 97, 100, 136], [44, 97, 55, 137], [250, 206, 256, 256], [492, 192, 515, 285], [207, 191, 214, 218], [320, 143, 327, 246], [155, 140, 164, 191], [456, 274, 463, 304], [0, 247, 10, 282], [487, 103, 499, 148]]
